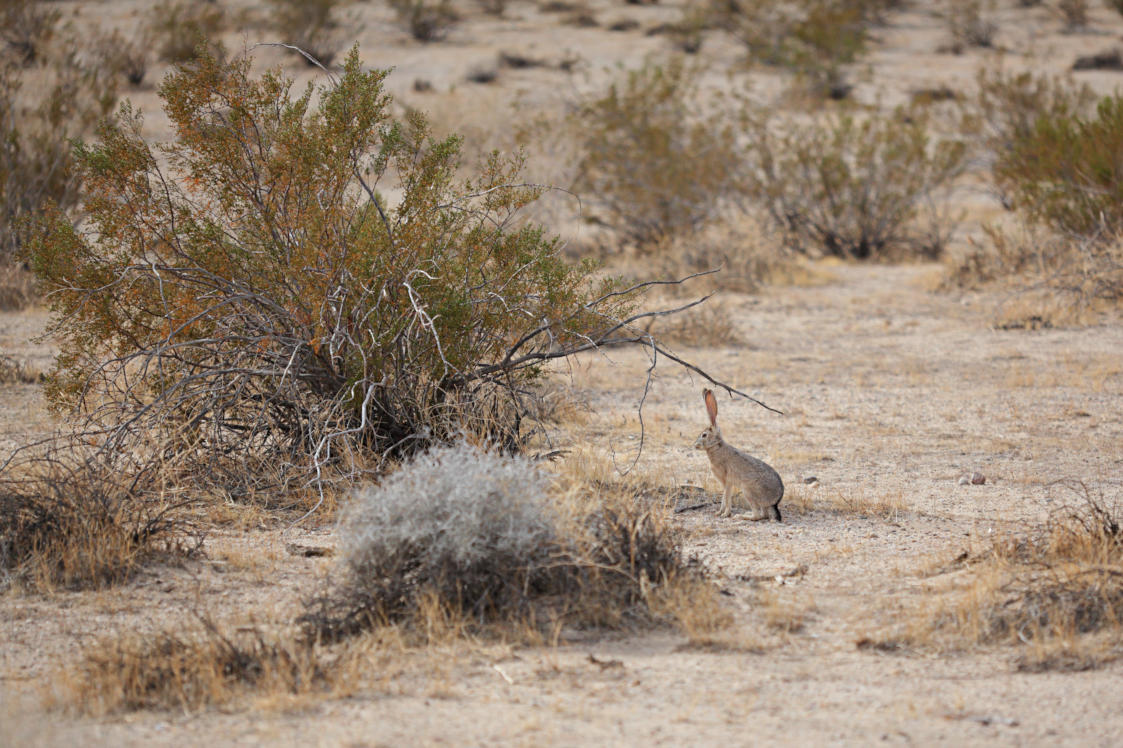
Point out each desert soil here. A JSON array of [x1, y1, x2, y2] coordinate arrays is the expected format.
[[4, 261, 1122, 746], [4, 0, 1123, 745]]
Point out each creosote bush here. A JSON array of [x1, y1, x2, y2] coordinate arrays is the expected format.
[[302, 441, 690, 641], [964, 66, 1094, 203], [995, 94, 1123, 238], [573, 57, 743, 247], [29, 46, 733, 501], [747, 106, 967, 259]]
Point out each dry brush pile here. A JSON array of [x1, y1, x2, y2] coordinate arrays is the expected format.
[[878, 486, 1123, 672]]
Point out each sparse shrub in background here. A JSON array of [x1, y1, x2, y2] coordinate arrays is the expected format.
[[1, 28, 118, 303], [1056, 0, 1089, 29], [151, 0, 226, 63], [657, 3, 709, 54], [572, 57, 743, 247], [721, 0, 869, 98], [29, 47, 730, 500], [746, 106, 967, 259], [944, 0, 997, 52], [389, 0, 459, 42], [0, 0, 59, 66], [267, 0, 347, 66], [95, 29, 150, 87], [944, 66, 1123, 309], [0, 448, 197, 592], [994, 94, 1123, 238], [302, 441, 689, 640], [965, 66, 1095, 173]]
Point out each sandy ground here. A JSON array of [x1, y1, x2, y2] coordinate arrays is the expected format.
[[4, 0, 1123, 745], [3, 262, 1122, 746]]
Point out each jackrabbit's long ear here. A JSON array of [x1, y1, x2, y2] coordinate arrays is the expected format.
[[703, 388, 717, 426]]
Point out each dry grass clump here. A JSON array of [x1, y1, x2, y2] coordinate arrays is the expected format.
[[643, 220, 827, 296], [59, 619, 331, 715], [0, 263, 35, 311], [784, 485, 907, 519], [301, 441, 704, 643], [0, 449, 197, 592], [645, 302, 743, 349], [885, 486, 1123, 670]]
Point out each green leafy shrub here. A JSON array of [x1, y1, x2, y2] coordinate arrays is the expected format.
[[967, 66, 1094, 160], [572, 57, 743, 247], [29, 48, 728, 499], [994, 95, 1123, 237], [747, 106, 967, 259]]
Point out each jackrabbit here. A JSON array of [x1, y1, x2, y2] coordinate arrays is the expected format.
[[694, 388, 783, 521]]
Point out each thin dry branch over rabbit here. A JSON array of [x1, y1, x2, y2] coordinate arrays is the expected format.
[[694, 388, 784, 521]]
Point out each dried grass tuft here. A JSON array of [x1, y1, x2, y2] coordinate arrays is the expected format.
[[0, 447, 198, 592], [879, 485, 1123, 670], [58, 617, 332, 715]]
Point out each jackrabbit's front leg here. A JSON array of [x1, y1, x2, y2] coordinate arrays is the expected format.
[[719, 484, 732, 517]]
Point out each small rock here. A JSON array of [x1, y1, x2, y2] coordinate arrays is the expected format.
[[957, 472, 986, 485], [803, 476, 819, 485]]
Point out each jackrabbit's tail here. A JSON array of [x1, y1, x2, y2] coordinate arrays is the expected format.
[[768, 504, 782, 522]]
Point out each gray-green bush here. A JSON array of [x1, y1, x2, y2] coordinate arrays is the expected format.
[[572, 57, 743, 247], [746, 106, 967, 259]]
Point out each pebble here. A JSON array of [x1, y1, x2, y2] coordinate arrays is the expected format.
[[957, 472, 986, 485]]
